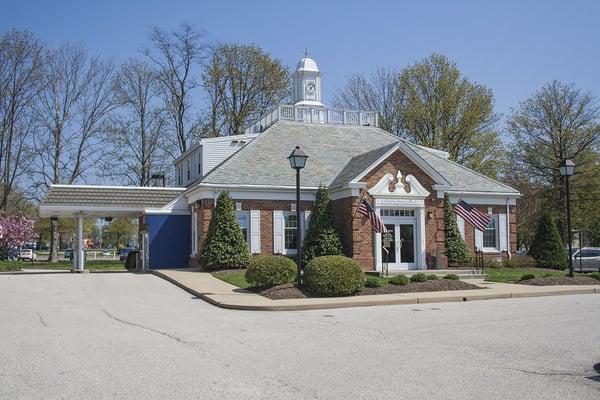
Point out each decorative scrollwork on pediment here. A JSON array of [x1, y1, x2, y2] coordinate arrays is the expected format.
[[368, 170, 430, 198]]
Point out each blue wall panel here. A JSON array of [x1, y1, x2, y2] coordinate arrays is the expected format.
[[146, 214, 190, 269]]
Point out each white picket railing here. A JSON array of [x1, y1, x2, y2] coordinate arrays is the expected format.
[[245, 105, 379, 134]]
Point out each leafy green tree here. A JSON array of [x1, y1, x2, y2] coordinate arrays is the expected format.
[[332, 53, 503, 177], [443, 193, 470, 264], [528, 214, 566, 269], [103, 219, 137, 249], [201, 43, 291, 136], [302, 186, 343, 263], [506, 81, 600, 248], [200, 191, 250, 270]]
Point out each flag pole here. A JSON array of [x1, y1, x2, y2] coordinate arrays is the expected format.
[[352, 189, 368, 219]]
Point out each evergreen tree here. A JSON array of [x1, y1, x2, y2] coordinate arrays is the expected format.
[[528, 214, 566, 269], [443, 193, 471, 264], [302, 186, 343, 263], [200, 191, 250, 270]]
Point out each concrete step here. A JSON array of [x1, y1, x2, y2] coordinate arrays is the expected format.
[[373, 270, 486, 280]]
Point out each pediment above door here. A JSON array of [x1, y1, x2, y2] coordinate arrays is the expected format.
[[368, 170, 430, 200]]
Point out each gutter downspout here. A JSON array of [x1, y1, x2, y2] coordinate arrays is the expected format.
[[506, 198, 511, 259]]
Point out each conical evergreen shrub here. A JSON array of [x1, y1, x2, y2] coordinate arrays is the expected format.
[[528, 214, 566, 269], [443, 193, 471, 264], [302, 186, 343, 264], [200, 191, 250, 270]]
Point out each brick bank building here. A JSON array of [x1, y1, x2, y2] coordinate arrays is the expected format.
[[40, 55, 519, 271]]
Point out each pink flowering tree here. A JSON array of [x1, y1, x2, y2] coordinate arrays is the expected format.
[[0, 212, 35, 259]]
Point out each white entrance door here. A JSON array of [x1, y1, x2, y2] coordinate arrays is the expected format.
[[381, 220, 417, 270]]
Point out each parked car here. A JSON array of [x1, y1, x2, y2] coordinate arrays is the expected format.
[[102, 250, 112, 256], [572, 247, 600, 272], [119, 247, 134, 262], [19, 248, 37, 261]]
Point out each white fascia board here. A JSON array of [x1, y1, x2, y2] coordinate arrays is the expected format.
[[143, 208, 190, 215], [435, 189, 521, 198], [330, 187, 360, 200], [186, 183, 318, 204], [145, 194, 190, 215], [439, 192, 518, 206]]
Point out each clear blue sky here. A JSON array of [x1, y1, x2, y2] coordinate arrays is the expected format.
[[2, 0, 599, 121]]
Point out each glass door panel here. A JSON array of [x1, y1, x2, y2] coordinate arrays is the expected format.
[[399, 224, 415, 264], [382, 224, 396, 264]]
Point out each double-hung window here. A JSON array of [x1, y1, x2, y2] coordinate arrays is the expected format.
[[236, 211, 250, 245], [483, 215, 499, 250], [284, 213, 298, 252]]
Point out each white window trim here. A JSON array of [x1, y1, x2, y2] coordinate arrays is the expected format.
[[236, 210, 250, 248], [482, 214, 500, 252], [282, 212, 299, 255]]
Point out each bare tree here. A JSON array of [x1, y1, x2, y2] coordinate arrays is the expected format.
[[201, 43, 291, 136], [31, 43, 115, 262], [0, 29, 44, 211], [102, 59, 170, 186], [143, 23, 205, 153], [332, 67, 405, 134]]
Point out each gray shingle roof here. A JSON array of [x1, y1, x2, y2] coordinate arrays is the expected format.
[[41, 185, 185, 208], [201, 121, 399, 188], [403, 141, 519, 194], [200, 121, 518, 195]]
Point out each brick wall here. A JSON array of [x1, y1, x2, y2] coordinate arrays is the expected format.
[[190, 198, 313, 268], [186, 149, 517, 270], [348, 149, 517, 269]]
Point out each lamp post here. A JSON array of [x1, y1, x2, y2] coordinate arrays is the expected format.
[[288, 146, 308, 286], [559, 159, 575, 277]]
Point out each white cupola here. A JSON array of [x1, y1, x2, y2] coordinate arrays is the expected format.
[[293, 52, 324, 107]]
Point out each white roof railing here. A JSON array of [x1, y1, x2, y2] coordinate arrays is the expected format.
[[244, 104, 379, 134]]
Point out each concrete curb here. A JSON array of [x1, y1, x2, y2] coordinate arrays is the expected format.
[[0, 269, 129, 276], [151, 270, 600, 311]]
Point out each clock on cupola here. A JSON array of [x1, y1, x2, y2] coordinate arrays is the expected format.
[[293, 52, 324, 107]]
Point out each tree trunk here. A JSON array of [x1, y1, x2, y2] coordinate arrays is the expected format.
[[49, 217, 59, 263]]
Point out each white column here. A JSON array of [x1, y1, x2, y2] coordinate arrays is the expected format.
[[416, 207, 427, 270], [77, 214, 84, 271]]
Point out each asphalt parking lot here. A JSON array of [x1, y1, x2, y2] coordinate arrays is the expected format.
[[0, 272, 598, 399]]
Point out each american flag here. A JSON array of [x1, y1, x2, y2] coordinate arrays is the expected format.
[[454, 200, 491, 231], [357, 198, 387, 233]]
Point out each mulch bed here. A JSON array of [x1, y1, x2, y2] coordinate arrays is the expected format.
[[254, 279, 481, 300], [519, 276, 600, 286]]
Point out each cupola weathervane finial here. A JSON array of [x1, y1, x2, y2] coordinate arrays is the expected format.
[[304, 47, 308, 57]]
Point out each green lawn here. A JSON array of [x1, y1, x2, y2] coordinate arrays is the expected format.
[[0, 260, 126, 271], [212, 270, 253, 288], [485, 268, 567, 283]]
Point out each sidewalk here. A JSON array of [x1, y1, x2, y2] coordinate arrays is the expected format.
[[152, 269, 600, 311]]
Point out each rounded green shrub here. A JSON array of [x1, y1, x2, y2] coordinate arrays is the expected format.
[[410, 273, 428, 283], [443, 274, 459, 280], [364, 276, 383, 288], [304, 255, 366, 296], [589, 272, 600, 281], [389, 274, 409, 286], [426, 274, 439, 281], [245, 256, 296, 287], [520, 273, 536, 281]]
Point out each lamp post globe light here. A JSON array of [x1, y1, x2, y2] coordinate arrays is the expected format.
[[559, 159, 575, 277], [288, 146, 308, 286]]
